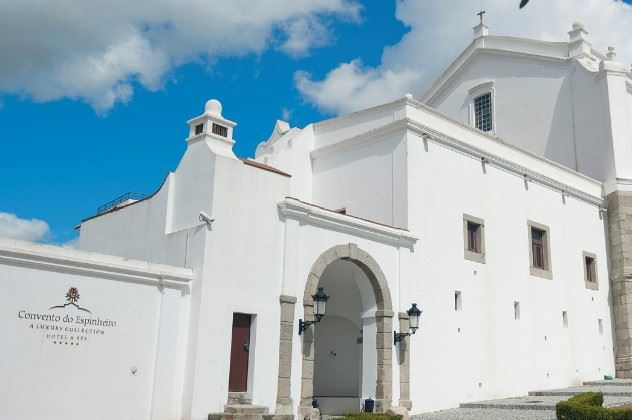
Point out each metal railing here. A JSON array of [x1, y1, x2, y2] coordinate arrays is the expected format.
[[96, 192, 148, 215]]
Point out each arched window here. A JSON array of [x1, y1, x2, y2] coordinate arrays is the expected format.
[[468, 81, 495, 133]]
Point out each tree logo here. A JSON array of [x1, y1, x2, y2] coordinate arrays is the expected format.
[[49, 287, 91, 313]]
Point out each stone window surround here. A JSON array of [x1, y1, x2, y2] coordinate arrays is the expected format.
[[463, 213, 486, 264], [583, 251, 599, 290], [468, 81, 496, 135], [527, 220, 553, 280]]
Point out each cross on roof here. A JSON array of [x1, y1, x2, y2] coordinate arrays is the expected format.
[[477, 10, 486, 24]]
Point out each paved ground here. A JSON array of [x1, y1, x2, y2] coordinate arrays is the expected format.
[[411, 379, 632, 420], [412, 408, 556, 420]]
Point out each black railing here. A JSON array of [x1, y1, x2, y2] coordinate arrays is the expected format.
[[96, 192, 148, 215]]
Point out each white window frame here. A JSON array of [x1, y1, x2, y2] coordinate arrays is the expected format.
[[468, 81, 496, 134]]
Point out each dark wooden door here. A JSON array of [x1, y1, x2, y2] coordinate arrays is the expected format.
[[228, 313, 251, 392]]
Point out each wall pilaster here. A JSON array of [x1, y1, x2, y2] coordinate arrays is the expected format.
[[276, 295, 297, 415], [607, 191, 632, 377], [397, 312, 412, 410]]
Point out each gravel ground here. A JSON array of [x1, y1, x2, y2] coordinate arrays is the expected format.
[[411, 408, 557, 420]]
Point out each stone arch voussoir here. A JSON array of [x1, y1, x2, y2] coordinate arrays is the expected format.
[[300, 243, 394, 415]]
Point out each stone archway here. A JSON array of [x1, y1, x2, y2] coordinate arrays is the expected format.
[[300, 243, 394, 416]]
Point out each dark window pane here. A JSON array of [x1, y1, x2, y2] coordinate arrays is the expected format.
[[586, 257, 596, 283], [531, 228, 544, 243], [531, 227, 546, 269], [467, 222, 480, 253], [533, 244, 545, 269], [212, 123, 228, 137], [474, 93, 493, 132], [195, 123, 204, 135]]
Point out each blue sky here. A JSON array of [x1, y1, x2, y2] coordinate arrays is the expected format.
[[1, 0, 631, 245]]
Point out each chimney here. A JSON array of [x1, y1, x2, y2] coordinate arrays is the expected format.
[[186, 99, 237, 158]]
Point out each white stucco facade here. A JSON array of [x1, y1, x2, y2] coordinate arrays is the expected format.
[[2, 22, 631, 420]]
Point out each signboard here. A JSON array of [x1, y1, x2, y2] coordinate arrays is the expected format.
[[17, 287, 118, 346]]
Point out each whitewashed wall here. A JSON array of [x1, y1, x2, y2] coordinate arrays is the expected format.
[[79, 174, 189, 268], [312, 132, 407, 229], [0, 239, 192, 420], [406, 128, 614, 413], [181, 154, 292, 420], [428, 52, 578, 170]]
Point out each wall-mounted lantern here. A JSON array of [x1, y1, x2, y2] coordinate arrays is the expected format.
[[394, 303, 422, 344], [299, 287, 329, 335]]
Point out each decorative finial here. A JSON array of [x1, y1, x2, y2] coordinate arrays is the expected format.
[[205, 99, 223, 117], [607, 46, 617, 61], [477, 10, 486, 25]]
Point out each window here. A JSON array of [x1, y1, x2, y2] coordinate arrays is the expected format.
[[514, 301, 520, 320], [562, 311, 568, 328], [584, 252, 598, 290], [467, 222, 482, 253], [463, 214, 485, 263], [212, 123, 228, 138], [528, 221, 552, 279], [194, 123, 204, 135], [598, 319, 604, 335], [531, 228, 546, 269], [474, 93, 493, 132], [455, 291, 462, 311]]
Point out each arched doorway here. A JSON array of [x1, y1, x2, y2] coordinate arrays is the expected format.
[[301, 244, 393, 416]]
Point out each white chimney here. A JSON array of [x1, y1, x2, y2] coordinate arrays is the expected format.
[[186, 99, 237, 158]]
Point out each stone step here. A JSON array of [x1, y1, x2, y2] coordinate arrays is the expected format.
[[530, 385, 632, 397], [228, 392, 252, 405], [220, 414, 266, 420], [211, 414, 261, 420], [460, 395, 632, 411], [584, 379, 632, 387], [224, 404, 269, 415]]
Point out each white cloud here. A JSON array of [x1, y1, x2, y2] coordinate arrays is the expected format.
[[0, 0, 360, 113], [0, 212, 50, 242], [295, 59, 421, 114], [296, 0, 632, 115], [279, 16, 333, 58]]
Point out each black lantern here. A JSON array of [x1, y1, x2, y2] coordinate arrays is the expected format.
[[407, 303, 421, 333], [299, 287, 329, 335], [394, 303, 423, 344]]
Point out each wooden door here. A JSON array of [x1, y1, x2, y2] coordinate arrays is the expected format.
[[228, 313, 251, 392]]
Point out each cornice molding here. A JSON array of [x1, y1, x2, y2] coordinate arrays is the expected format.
[[278, 198, 418, 248], [405, 118, 604, 207], [307, 102, 603, 208], [311, 119, 408, 161], [423, 47, 569, 105], [0, 239, 194, 287]]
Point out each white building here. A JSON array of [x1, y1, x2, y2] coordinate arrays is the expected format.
[[2, 21, 632, 420]]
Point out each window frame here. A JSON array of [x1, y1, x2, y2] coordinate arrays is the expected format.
[[583, 251, 598, 290], [463, 214, 485, 264], [527, 220, 552, 279], [468, 81, 496, 134]]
